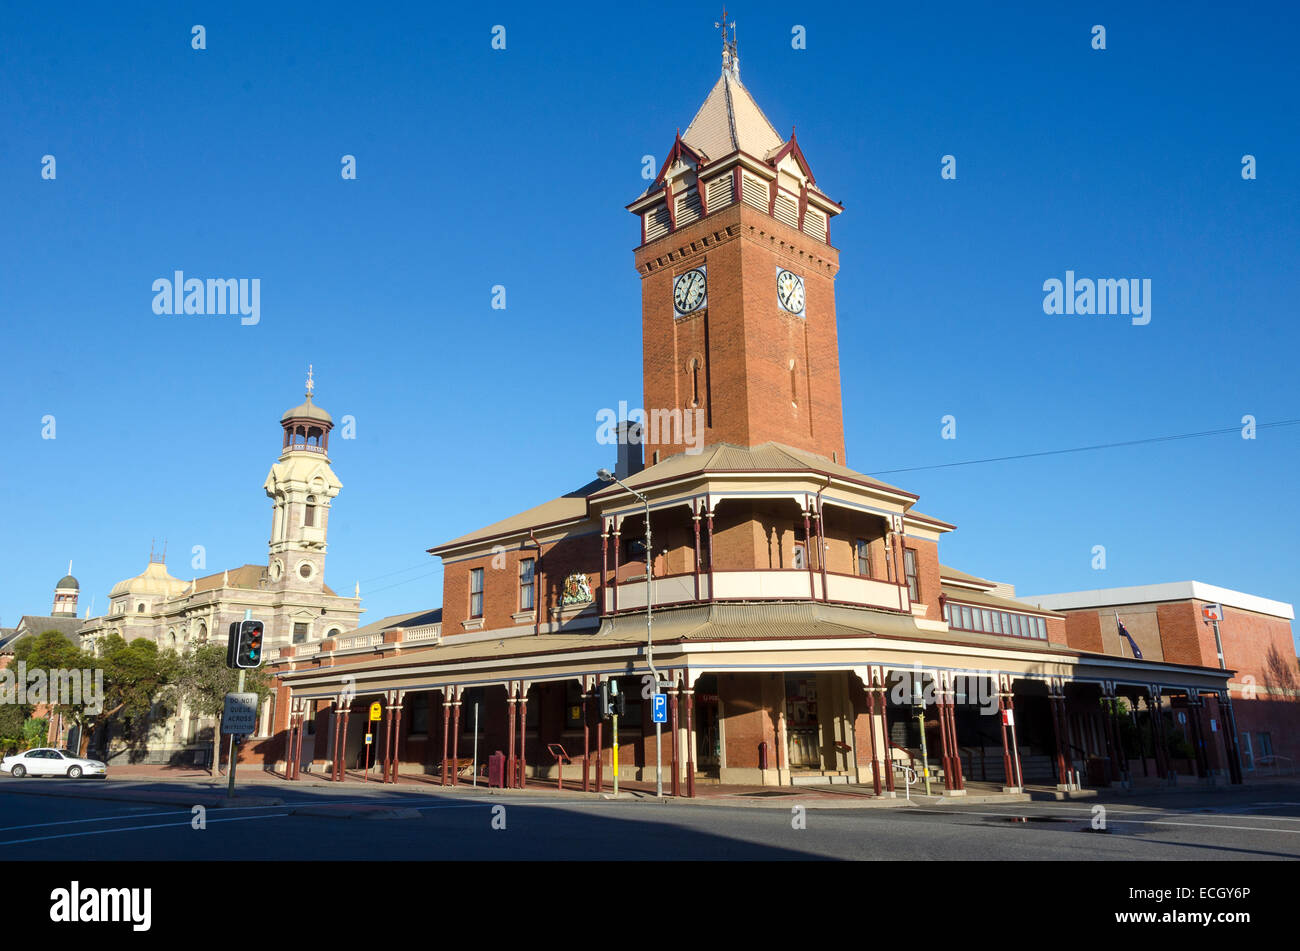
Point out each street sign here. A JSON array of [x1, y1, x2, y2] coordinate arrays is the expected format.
[[1001, 709, 1015, 727], [652, 693, 667, 723], [369, 701, 382, 721], [365, 733, 373, 745], [222, 692, 259, 735], [1202, 603, 1223, 622]]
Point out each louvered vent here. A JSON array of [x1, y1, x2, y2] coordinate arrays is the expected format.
[[741, 173, 768, 210], [773, 192, 799, 230], [705, 175, 734, 211], [675, 187, 702, 226], [802, 207, 827, 242], [644, 204, 671, 242]]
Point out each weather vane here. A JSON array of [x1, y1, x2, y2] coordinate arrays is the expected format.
[[715, 8, 739, 78], [306, 363, 314, 397]]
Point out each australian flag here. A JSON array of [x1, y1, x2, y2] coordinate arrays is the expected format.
[[1117, 617, 1143, 659]]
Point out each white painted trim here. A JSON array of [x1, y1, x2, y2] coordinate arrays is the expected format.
[[1023, 582, 1294, 621]]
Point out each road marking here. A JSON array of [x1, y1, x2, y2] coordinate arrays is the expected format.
[[906, 807, 1300, 836], [0, 813, 290, 846]]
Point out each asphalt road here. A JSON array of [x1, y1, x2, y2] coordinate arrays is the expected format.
[[1, 777, 1298, 861]]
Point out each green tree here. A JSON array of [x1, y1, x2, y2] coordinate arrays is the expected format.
[[22, 717, 49, 750], [0, 702, 30, 755], [164, 644, 271, 774], [16, 631, 173, 757]]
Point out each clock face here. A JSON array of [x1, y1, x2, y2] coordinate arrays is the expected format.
[[776, 269, 805, 315], [673, 268, 707, 315]]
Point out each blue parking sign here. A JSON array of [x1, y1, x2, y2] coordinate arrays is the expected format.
[[652, 693, 667, 723]]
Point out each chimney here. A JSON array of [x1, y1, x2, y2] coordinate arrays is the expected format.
[[615, 420, 644, 479]]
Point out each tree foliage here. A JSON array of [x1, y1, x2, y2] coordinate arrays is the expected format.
[[14, 630, 174, 755]]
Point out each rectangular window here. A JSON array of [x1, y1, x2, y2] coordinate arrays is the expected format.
[[960, 605, 972, 630], [469, 568, 484, 619], [904, 548, 920, 601], [1035, 617, 1047, 639], [855, 539, 871, 576], [942, 602, 952, 624], [1001, 612, 1012, 635], [1257, 732, 1273, 757], [519, 558, 535, 611], [292, 622, 308, 644], [304, 504, 316, 527], [792, 543, 806, 570], [991, 611, 1003, 634]]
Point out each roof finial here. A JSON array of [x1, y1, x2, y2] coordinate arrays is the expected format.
[[306, 363, 315, 399], [716, 7, 739, 80]]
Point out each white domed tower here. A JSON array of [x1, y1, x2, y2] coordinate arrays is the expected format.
[[263, 367, 342, 592], [52, 564, 79, 617]]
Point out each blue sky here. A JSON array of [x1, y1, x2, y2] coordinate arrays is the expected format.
[[1, 2, 1296, 642]]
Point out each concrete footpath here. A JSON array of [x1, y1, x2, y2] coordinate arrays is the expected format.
[[1, 764, 1291, 814]]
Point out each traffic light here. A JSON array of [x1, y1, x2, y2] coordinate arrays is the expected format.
[[598, 680, 626, 719], [226, 619, 266, 669]]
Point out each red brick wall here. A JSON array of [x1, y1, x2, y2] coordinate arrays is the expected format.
[[1158, 602, 1210, 667], [441, 530, 602, 636], [719, 673, 781, 768], [1064, 612, 1104, 653], [636, 203, 845, 465]]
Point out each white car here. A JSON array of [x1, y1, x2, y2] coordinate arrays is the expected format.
[[1, 748, 107, 779]]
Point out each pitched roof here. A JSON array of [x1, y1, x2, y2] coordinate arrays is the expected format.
[[431, 444, 929, 555], [938, 565, 996, 589], [592, 442, 913, 498], [681, 70, 785, 162], [186, 564, 338, 598], [285, 601, 1082, 694], [430, 478, 604, 553], [345, 608, 441, 640], [0, 616, 84, 653]]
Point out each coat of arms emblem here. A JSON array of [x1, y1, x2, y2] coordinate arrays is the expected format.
[[561, 572, 592, 605]]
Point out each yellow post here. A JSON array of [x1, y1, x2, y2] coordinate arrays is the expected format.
[[612, 714, 620, 796]]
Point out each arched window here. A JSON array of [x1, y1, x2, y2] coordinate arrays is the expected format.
[[305, 496, 317, 528], [137, 602, 146, 613]]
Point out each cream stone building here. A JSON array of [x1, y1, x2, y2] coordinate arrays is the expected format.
[[72, 374, 364, 764]]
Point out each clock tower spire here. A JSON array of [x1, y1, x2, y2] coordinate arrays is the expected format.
[[627, 39, 847, 466]]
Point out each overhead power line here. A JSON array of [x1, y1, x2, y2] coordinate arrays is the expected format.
[[866, 418, 1299, 477]]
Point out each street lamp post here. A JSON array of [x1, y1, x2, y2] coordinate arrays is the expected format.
[[597, 467, 663, 798]]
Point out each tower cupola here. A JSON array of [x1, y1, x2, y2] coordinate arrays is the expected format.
[[52, 562, 79, 617], [280, 364, 334, 458]]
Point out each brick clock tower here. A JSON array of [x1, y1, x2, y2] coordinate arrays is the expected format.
[[628, 18, 847, 467]]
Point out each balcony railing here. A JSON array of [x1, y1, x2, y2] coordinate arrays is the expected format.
[[605, 570, 909, 614]]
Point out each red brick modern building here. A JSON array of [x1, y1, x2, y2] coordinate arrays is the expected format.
[[257, 40, 1251, 797], [1026, 583, 1298, 775]]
